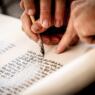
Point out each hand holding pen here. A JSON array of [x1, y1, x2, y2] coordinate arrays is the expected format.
[[21, 0, 94, 53], [30, 16, 45, 57], [20, 0, 66, 45], [20, 0, 78, 54]]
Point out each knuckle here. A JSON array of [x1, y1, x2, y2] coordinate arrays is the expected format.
[[71, 0, 84, 10], [71, 0, 86, 18], [71, 1, 80, 18], [41, 9, 50, 15], [40, 9, 50, 18], [81, 31, 88, 37], [71, 1, 78, 11]]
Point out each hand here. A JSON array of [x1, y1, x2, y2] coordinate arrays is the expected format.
[[31, 0, 66, 45], [21, 12, 63, 45], [56, 0, 95, 53], [21, 11, 39, 42], [20, 0, 67, 45]]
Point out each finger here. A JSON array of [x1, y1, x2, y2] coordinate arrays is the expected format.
[[40, 0, 52, 28], [21, 12, 38, 41], [55, 0, 66, 27], [23, 0, 35, 15], [31, 20, 46, 33], [45, 35, 60, 45], [41, 35, 51, 45], [56, 17, 78, 53], [20, 0, 24, 9], [50, 38, 59, 45], [41, 35, 60, 45], [50, 36, 61, 44]]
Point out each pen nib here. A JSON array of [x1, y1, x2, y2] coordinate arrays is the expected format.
[[41, 45, 45, 57]]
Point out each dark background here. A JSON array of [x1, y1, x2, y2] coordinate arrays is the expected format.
[[0, 0, 22, 18]]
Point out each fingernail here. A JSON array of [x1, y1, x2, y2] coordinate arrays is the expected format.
[[42, 19, 49, 28], [51, 38, 59, 45], [44, 37, 49, 43], [31, 25, 40, 33], [28, 9, 35, 15], [53, 37, 59, 42], [55, 46, 63, 54], [55, 20, 63, 27], [56, 48, 60, 54]]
